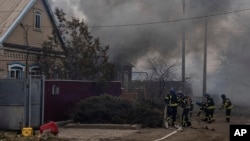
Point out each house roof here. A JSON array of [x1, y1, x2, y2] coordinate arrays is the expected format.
[[0, 0, 60, 46]]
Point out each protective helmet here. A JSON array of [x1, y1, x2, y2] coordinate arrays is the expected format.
[[170, 88, 175, 94], [221, 94, 226, 98], [177, 91, 184, 98], [204, 93, 210, 97]]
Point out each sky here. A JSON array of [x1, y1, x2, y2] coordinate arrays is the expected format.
[[48, 0, 250, 107]]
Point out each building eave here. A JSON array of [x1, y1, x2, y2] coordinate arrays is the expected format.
[[42, 0, 65, 49], [0, 0, 37, 45]]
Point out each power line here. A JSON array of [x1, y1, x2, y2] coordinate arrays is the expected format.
[[89, 8, 250, 28], [1, 7, 250, 29], [208, 0, 249, 28]]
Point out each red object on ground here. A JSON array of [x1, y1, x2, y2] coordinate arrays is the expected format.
[[39, 121, 58, 135]]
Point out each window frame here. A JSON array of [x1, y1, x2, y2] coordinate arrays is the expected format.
[[8, 63, 25, 79], [34, 11, 42, 30], [52, 85, 60, 95], [10, 68, 22, 79], [29, 65, 41, 76]]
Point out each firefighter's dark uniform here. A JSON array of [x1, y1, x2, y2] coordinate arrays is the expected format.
[[204, 94, 216, 123], [165, 91, 179, 126], [220, 94, 233, 122], [180, 96, 192, 127], [196, 101, 207, 121], [189, 99, 194, 117]]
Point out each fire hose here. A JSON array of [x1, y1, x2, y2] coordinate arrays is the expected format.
[[153, 127, 183, 141]]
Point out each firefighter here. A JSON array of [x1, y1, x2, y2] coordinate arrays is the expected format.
[[220, 94, 233, 122], [177, 91, 184, 121], [177, 91, 184, 99], [164, 88, 179, 127], [164, 92, 171, 128], [180, 94, 192, 127], [204, 93, 216, 123], [189, 98, 194, 117], [196, 101, 206, 120]]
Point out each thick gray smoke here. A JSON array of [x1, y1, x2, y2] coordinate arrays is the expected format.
[[49, 0, 250, 110]]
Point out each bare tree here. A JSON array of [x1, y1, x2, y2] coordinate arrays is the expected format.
[[145, 56, 176, 103]]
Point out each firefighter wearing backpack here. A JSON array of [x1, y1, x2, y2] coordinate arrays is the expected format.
[[180, 94, 192, 127], [164, 88, 180, 127], [220, 94, 233, 122], [204, 93, 216, 123]]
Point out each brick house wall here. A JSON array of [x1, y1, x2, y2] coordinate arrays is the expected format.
[[5, 0, 55, 48], [0, 0, 62, 79]]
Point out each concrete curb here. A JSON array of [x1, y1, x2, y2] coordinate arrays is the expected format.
[[64, 123, 141, 130], [55, 120, 74, 127]]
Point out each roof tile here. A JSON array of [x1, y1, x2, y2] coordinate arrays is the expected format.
[[0, 0, 31, 37]]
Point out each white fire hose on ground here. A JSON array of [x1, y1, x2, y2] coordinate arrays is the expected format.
[[153, 127, 183, 141]]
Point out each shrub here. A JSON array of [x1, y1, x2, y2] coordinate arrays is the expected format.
[[73, 94, 163, 127], [131, 101, 163, 127]]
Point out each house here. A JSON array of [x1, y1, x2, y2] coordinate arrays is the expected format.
[[0, 0, 66, 130], [0, 0, 63, 79], [115, 63, 134, 91]]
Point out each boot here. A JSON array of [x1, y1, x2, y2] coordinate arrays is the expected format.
[[190, 112, 192, 117], [202, 117, 207, 122], [207, 118, 212, 123], [181, 122, 186, 127], [187, 121, 192, 127]]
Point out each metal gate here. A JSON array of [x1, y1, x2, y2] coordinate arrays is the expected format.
[[0, 75, 44, 130], [28, 75, 45, 128]]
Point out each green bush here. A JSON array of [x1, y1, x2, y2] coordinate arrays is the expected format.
[[73, 94, 163, 127], [131, 101, 163, 127]]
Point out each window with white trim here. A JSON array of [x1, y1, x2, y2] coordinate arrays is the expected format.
[[8, 64, 25, 79], [34, 12, 41, 29], [29, 66, 41, 75], [10, 67, 22, 79]]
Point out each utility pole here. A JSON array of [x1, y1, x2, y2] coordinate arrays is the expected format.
[[203, 19, 208, 96], [20, 23, 31, 127], [20, 23, 30, 80], [181, 0, 186, 92]]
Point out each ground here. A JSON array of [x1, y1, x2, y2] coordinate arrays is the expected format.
[[1, 111, 249, 141], [57, 112, 249, 141]]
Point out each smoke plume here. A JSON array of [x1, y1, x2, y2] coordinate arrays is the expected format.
[[49, 0, 250, 110]]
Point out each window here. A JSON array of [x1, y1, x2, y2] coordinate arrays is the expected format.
[[34, 12, 41, 29], [10, 68, 22, 79], [8, 63, 25, 79], [29, 65, 41, 75], [52, 85, 60, 95]]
